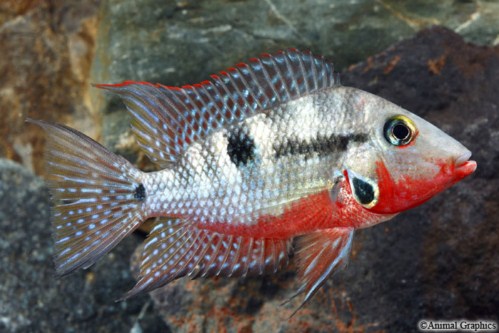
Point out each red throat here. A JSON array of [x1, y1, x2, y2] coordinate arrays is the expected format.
[[369, 159, 476, 214]]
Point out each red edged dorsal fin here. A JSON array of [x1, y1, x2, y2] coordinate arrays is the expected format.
[[291, 227, 354, 313], [95, 49, 338, 167], [123, 218, 292, 298]]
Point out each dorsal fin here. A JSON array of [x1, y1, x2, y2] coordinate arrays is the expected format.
[[96, 49, 338, 167]]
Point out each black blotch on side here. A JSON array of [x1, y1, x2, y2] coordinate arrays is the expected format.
[[352, 177, 375, 205], [274, 133, 368, 159], [134, 183, 146, 201], [227, 128, 256, 167]]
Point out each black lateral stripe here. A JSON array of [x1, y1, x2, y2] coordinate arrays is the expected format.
[[274, 133, 368, 159]]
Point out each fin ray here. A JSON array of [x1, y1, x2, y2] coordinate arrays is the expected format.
[[125, 219, 292, 298], [294, 227, 354, 307]]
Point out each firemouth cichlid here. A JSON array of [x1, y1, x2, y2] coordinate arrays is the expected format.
[[28, 49, 476, 309]]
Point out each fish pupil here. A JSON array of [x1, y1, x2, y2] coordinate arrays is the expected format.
[[227, 129, 256, 167], [352, 177, 375, 205], [393, 123, 410, 141]]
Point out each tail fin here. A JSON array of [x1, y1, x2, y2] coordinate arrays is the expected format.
[[28, 119, 146, 275]]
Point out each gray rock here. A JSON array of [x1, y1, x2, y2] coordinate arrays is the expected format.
[[0, 159, 166, 332]]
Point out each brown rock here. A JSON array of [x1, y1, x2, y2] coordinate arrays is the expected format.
[[0, 1, 100, 173]]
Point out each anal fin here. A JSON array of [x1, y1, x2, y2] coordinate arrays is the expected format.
[[293, 227, 354, 308], [124, 218, 292, 298]]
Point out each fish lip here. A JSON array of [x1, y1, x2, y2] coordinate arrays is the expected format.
[[454, 151, 477, 176], [455, 160, 477, 179]]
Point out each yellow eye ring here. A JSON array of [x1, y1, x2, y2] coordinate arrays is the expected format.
[[383, 115, 417, 146]]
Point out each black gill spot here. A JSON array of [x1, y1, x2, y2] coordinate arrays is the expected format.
[[134, 183, 146, 201], [227, 128, 256, 167], [352, 177, 375, 205], [274, 133, 368, 159]]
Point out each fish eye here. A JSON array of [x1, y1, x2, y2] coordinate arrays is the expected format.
[[383, 115, 417, 146]]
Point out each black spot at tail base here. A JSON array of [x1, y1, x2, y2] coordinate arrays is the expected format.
[[227, 128, 256, 167], [134, 183, 146, 201]]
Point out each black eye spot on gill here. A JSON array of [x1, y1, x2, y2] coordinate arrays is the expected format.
[[134, 183, 146, 201], [227, 128, 256, 167], [352, 177, 375, 205]]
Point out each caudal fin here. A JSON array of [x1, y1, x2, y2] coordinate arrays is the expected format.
[[28, 119, 146, 275]]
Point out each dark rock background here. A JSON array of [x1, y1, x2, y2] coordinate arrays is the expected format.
[[1, 1, 498, 332]]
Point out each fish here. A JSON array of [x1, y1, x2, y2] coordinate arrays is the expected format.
[[28, 49, 477, 309]]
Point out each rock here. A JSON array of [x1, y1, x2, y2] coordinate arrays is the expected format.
[[131, 27, 498, 332], [0, 159, 166, 332], [0, 1, 101, 173]]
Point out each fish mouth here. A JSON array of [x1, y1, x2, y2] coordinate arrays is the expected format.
[[454, 151, 477, 178]]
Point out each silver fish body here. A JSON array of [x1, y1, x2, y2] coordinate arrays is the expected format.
[[144, 89, 366, 224]]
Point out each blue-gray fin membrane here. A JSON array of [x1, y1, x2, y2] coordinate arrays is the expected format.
[[27, 119, 145, 275], [96, 49, 339, 168], [124, 218, 292, 298]]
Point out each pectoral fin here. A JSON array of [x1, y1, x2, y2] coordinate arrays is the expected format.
[[292, 227, 354, 311]]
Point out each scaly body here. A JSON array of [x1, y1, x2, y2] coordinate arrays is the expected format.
[[144, 90, 377, 229], [29, 49, 476, 309]]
